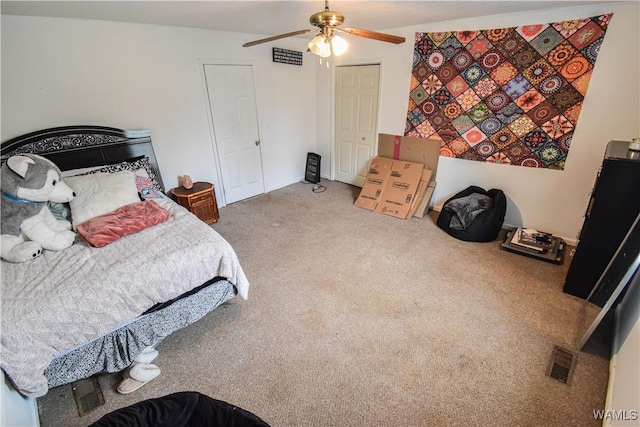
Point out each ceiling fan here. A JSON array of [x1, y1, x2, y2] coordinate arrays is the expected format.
[[242, 0, 406, 58]]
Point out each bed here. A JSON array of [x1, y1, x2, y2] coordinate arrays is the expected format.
[[0, 125, 250, 398]]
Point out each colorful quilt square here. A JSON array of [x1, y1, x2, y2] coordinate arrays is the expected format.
[[560, 55, 592, 81], [442, 101, 463, 119], [523, 59, 555, 85], [542, 114, 574, 139], [503, 140, 533, 163], [552, 18, 590, 38], [478, 49, 506, 70], [456, 88, 482, 111], [537, 72, 568, 96], [479, 117, 503, 136], [486, 90, 511, 113], [446, 75, 469, 97], [452, 50, 474, 70], [466, 33, 493, 59], [545, 40, 580, 67], [449, 137, 471, 155], [568, 21, 604, 50], [428, 31, 452, 46], [502, 74, 533, 99], [423, 74, 443, 95], [523, 128, 552, 150], [516, 23, 549, 42], [530, 26, 564, 55], [462, 126, 487, 146], [455, 30, 480, 45], [494, 102, 523, 124], [528, 100, 561, 126], [438, 124, 461, 141], [486, 152, 512, 165], [508, 115, 537, 137], [490, 127, 518, 148], [496, 30, 528, 58], [435, 61, 458, 83], [474, 77, 499, 98], [452, 114, 476, 133], [515, 88, 545, 112], [475, 140, 498, 158], [535, 141, 566, 167], [468, 103, 492, 123], [490, 62, 519, 85], [462, 63, 488, 85], [511, 46, 543, 71]]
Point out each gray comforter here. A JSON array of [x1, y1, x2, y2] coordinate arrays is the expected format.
[[0, 196, 249, 397]]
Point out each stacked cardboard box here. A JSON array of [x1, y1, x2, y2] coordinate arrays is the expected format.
[[354, 134, 441, 219]]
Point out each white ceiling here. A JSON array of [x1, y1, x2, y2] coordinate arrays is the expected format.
[[1, 1, 617, 37]]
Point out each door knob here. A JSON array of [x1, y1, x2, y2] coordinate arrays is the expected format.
[[255, 140, 261, 146]]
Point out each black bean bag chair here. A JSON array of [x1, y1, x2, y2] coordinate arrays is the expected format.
[[90, 392, 270, 427], [436, 186, 506, 242]]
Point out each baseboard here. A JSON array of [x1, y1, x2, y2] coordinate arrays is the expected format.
[[265, 177, 310, 194]]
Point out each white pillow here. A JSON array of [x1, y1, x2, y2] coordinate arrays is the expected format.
[[65, 171, 140, 229]]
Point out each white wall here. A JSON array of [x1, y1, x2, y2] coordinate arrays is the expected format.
[[321, 2, 640, 242], [1, 16, 317, 206]]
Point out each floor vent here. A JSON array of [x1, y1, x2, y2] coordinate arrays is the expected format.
[[548, 345, 577, 385], [71, 376, 105, 416]]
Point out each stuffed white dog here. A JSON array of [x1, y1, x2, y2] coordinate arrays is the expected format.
[[1, 154, 76, 263]]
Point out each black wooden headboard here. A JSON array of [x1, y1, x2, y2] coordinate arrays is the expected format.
[[1, 125, 165, 192]]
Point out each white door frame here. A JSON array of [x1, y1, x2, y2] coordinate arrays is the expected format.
[[330, 59, 385, 183], [198, 58, 263, 207]]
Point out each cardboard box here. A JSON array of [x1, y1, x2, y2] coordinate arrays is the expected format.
[[373, 159, 424, 219], [378, 134, 441, 176], [413, 181, 437, 219], [353, 157, 394, 211], [377, 134, 441, 217], [406, 168, 433, 219]]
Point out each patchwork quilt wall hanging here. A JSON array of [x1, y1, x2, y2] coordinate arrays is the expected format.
[[405, 14, 613, 169]]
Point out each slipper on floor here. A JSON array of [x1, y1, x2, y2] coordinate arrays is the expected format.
[[134, 347, 159, 364], [117, 363, 161, 395]]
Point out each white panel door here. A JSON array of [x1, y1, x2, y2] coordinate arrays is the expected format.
[[334, 64, 380, 187], [204, 64, 264, 204]]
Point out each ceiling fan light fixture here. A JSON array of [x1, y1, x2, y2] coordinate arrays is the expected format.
[[308, 34, 331, 58], [330, 34, 348, 56], [308, 33, 348, 58]]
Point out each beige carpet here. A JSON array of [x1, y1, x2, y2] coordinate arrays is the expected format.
[[38, 180, 610, 426]]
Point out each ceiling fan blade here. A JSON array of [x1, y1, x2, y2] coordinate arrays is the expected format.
[[339, 27, 405, 44], [243, 29, 315, 47]]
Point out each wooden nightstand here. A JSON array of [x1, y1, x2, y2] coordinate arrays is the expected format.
[[171, 182, 219, 224]]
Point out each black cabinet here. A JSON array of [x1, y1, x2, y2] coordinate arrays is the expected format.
[[563, 141, 640, 299]]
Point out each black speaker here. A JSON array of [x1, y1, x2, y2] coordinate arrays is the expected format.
[[305, 152, 321, 184]]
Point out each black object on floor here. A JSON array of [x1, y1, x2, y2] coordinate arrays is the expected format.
[[305, 152, 321, 184], [90, 392, 270, 427], [436, 186, 506, 242], [501, 229, 565, 264]]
